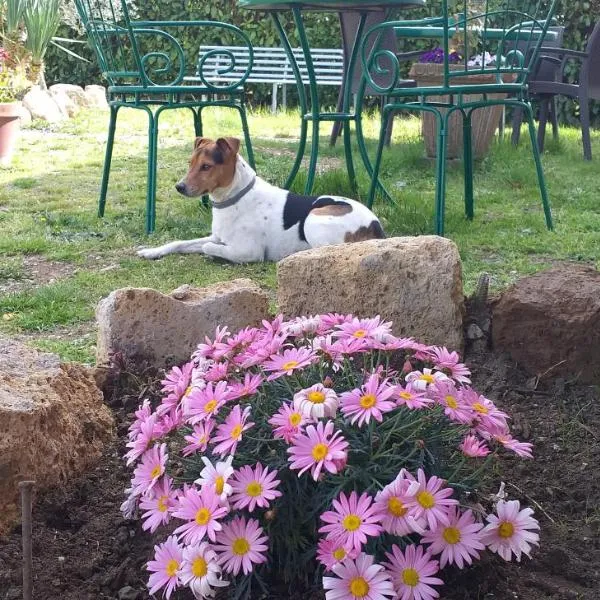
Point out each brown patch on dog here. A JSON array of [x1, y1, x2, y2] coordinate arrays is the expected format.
[[177, 137, 240, 197], [344, 220, 386, 243], [311, 204, 353, 216]]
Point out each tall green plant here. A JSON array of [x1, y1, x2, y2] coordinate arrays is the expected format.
[[22, 0, 61, 63], [4, 0, 26, 33]]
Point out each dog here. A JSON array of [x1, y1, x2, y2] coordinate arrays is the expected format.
[[137, 137, 385, 264]]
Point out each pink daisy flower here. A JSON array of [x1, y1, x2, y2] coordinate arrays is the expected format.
[[229, 463, 282, 512], [128, 399, 153, 441], [431, 380, 473, 424], [462, 388, 509, 435], [428, 346, 471, 384], [262, 347, 317, 380], [283, 315, 323, 337], [131, 443, 168, 496], [340, 373, 397, 427], [383, 543, 443, 600], [287, 420, 348, 481], [323, 552, 395, 600], [139, 476, 177, 533], [334, 315, 393, 342], [294, 383, 339, 419], [147, 535, 183, 599], [405, 469, 459, 530], [395, 384, 433, 410], [373, 477, 426, 536], [185, 381, 231, 425], [204, 361, 229, 382], [124, 413, 162, 465], [173, 486, 229, 544], [228, 373, 264, 401], [161, 361, 194, 394], [459, 434, 491, 458], [313, 334, 366, 370], [421, 507, 485, 569], [493, 434, 534, 458], [405, 368, 449, 392], [268, 402, 311, 443], [320, 312, 354, 330], [193, 326, 231, 361], [319, 491, 383, 552], [211, 405, 254, 457], [214, 516, 269, 576], [195, 456, 235, 502], [481, 500, 540, 562], [316, 537, 359, 571], [182, 420, 216, 457], [179, 542, 229, 599]]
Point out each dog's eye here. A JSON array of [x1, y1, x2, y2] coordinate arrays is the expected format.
[[200, 164, 212, 171]]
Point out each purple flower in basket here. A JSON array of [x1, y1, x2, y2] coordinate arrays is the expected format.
[[419, 47, 462, 64]]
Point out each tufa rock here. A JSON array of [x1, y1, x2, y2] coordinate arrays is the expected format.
[[492, 265, 600, 383], [49, 83, 89, 108], [22, 86, 66, 123], [84, 85, 108, 109], [0, 336, 114, 535], [96, 279, 270, 369], [277, 236, 464, 350]]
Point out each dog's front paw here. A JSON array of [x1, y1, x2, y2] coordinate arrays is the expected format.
[[137, 247, 165, 260]]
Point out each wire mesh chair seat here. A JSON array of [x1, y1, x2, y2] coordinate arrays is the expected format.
[[74, 0, 255, 233], [361, 1, 559, 236]]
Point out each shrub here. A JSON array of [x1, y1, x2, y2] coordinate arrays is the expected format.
[[122, 313, 540, 599]]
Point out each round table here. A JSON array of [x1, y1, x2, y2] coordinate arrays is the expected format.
[[238, 0, 426, 195]]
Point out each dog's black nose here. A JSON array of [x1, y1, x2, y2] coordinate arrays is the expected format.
[[175, 182, 187, 195]]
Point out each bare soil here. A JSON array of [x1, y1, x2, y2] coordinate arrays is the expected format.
[[1, 349, 599, 600]]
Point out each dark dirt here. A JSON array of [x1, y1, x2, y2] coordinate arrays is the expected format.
[[1, 348, 599, 600]]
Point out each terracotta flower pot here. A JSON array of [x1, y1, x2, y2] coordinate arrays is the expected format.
[[0, 102, 22, 166], [408, 63, 509, 160]]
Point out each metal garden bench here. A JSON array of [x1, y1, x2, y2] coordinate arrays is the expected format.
[[187, 46, 344, 112]]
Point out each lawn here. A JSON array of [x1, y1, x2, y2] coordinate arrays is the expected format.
[[0, 106, 598, 363]]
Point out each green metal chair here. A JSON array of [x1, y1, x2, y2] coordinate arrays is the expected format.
[[361, 0, 559, 236], [74, 0, 255, 233]]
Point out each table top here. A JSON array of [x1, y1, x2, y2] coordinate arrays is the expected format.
[[239, 0, 426, 11]]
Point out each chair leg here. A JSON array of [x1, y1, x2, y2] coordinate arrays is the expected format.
[[550, 96, 559, 141], [580, 95, 592, 161], [98, 104, 119, 218], [463, 112, 474, 221], [434, 111, 448, 236], [144, 107, 159, 234], [524, 104, 553, 230], [366, 109, 390, 210], [236, 104, 255, 169], [342, 120, 358, 196], [384, 103, 394, 147], [537, 98, 549, 152], [498, 106, 505, 141], [194, 107, 203, 137], [305, 119, 320, 195], [511, 105, 523, 146], [329, 81, 344, 147]]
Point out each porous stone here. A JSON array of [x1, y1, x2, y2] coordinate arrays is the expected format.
[[17, 103, 32, 126], [0, 337, 114, 535], [84, 84, 108, 109], [277, 236, 464, 350], [49, 83, 89, 108], [49, 87, 78, 118], [492, 265, 600, 383], [96, 279, 270, 368], [22, 86, 66, 123]]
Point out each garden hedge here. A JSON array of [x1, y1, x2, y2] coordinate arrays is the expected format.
[[46, 0, 599, 124]]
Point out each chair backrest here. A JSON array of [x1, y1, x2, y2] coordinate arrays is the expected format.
[[525, 26, 565, 83], [583, 20, 600, 99]]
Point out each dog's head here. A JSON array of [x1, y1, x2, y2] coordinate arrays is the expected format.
[[175, 137, 240, 197]]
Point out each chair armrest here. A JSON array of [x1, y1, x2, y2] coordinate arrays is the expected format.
[[537, 46, 588, 59]]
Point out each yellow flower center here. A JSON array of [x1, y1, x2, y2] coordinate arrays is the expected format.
[[230, 424, 243, 439], [282, 360, 299, 371], [157, 495, 169, 512], [399, 391, 413, 400], [246, 481, 263, 497], [387, 496, 407, 517], [197, 434, 208, 445], [332, 547, 346, 561], [498, 521, 515, 538], [215, 476, 225, 495], [342, 514, 362, 532], [195, 507, 211, 526], [191, 556, 208, 578], [443, 526, 461, 544], [419, 374, 435, 384], [289, 412, 302, 426], [184, 385, 194, 397], [232, 537, 250, 555], [416, 490, 435, 509], [353, 329, 367, 338], [311, 442, 328, 461], [401, 568, 420, 587], [349, 576, 369, 597], [204, 399, 217, 413], [472, 402, 489, 415], [307, 390, 326, 404], [445, 395, 458, 409], [359, 394, 376, 409], [150, 464, 162, 479], [165, 559, 179, 577]]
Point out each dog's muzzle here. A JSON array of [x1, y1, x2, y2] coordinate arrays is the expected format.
[[175, 182, 187, 195]]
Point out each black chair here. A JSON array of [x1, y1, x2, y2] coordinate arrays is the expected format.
[[513, 21, 599, 160]]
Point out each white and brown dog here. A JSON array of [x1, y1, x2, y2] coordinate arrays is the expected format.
[[137, 137, 384, 263]]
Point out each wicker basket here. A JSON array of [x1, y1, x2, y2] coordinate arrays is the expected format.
[[408, 63, 508, 159]]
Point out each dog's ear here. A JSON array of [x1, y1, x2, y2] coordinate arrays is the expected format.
[[216, 137, 241, 158], [194, 136, 207, 150]]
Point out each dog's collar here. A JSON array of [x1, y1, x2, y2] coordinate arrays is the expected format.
[[210, 176, 256, 209]]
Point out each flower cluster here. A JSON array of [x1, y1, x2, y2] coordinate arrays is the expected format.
[[122, 314, 539, 599], [418, 47, 462, 64]]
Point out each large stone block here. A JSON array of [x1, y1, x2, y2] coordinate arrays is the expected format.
[[277, 236, 464, 350], [492, 265, 600, 383], [96, 279, 271, 368], [0, 337, 114, 534], [23, 86, 66, 123]]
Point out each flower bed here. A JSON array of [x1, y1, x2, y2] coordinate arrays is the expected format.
[[122, 314, 540, 600]]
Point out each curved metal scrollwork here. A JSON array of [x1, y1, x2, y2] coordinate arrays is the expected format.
[[361, 25, 403, 95], [133, 29, 186, 86]]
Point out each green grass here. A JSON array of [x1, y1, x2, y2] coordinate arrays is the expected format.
[[0, 106, 599, 363]]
